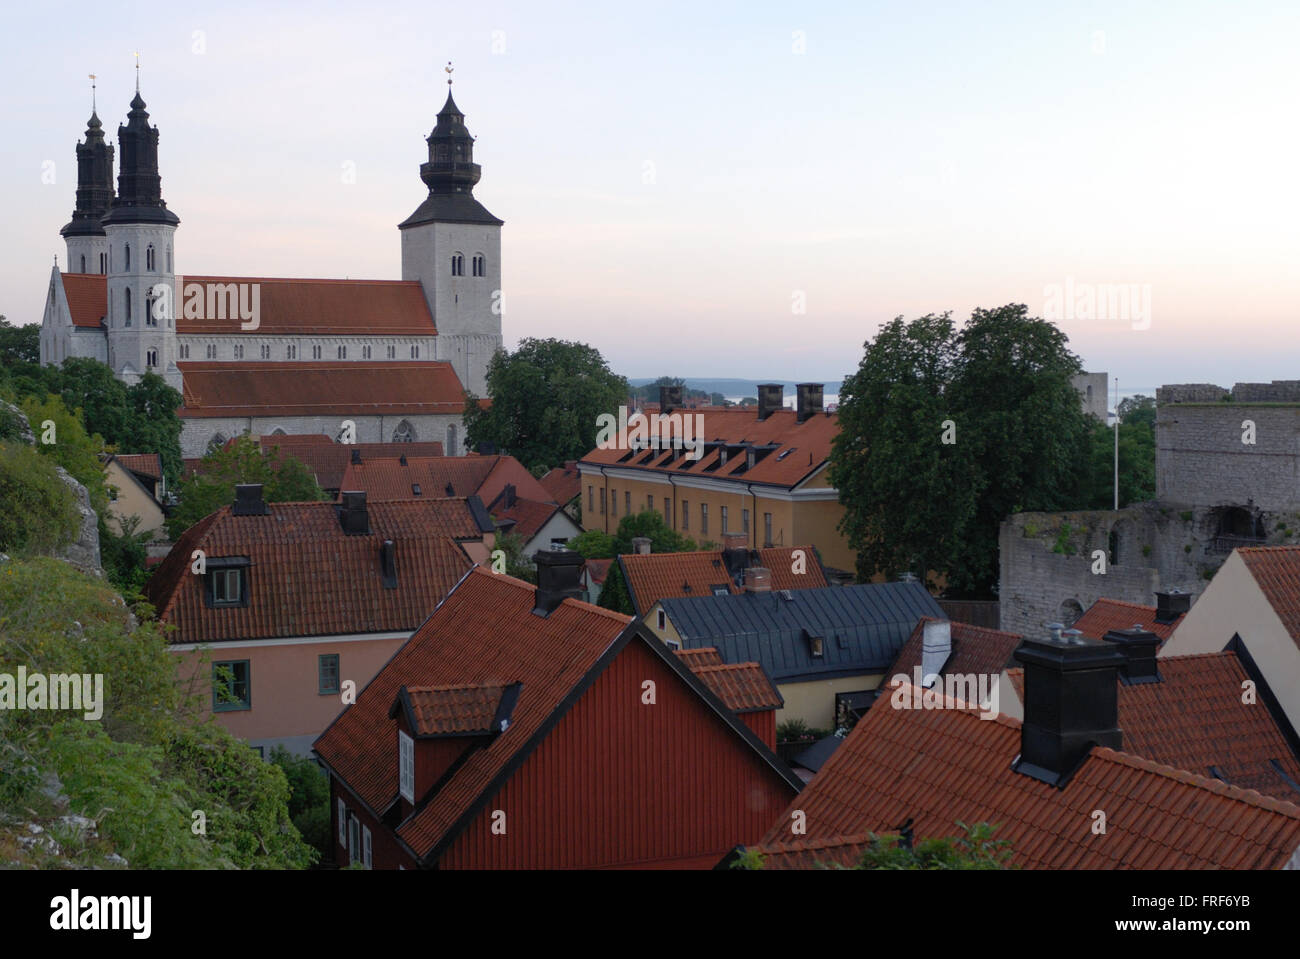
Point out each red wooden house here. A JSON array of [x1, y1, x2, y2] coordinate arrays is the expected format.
[[313, 550, 800, 869]]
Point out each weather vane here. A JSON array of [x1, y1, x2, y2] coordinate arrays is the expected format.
[[445, 61, 454, 87]]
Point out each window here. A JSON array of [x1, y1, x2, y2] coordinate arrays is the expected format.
[[260, 344, 271, 359], [347, 816, 359, 865], [682, 501, 689, 530], [362, 826, 372, 869], [647, 495, 654, 513], [711, 585, 729, 596], [625, 491, 631, 516], [362, 345, 371, 359], [451, 253, 465, 276], [664, 500, 672, 526], [146, 348, 158, 368], [392, 420, 415, 443], [99, 252, 107, 273], [145, 289, 158, 326], [233, 344, 244, 359], [588, 485, 594, 513], [166, 246, 172, 272], [720, 506, 728, 533], [80, 254, 86, 272], [318, 654, 340, 695], [410, 345, 419, 358], [742, 509, 750, 534], [764, 512, 773, 547], [610, 488, 617, 518], [286, 344, 296, 359], [664, 639, 681, 651], [809, 636, 825, 658], [599, 488, 606, 515], [212, 568, 244, 606], [387, 345, 396, 359], [206, 344, 217, 359], [701, 503, 709, 535], [399, 730, 415, 803], [444, 423, 457, 456], [146, 244, 155, 271], [124, 287, 132, 326], [312, 345, 322, 359], [125, 244, 131, 270], [213, 660, 251, 712], [337, 345, 347, 359], [656, 609, 666, 630], [179, 344, 189, 359], [473, 254, 486, 277], [337, 799, 347, 845]]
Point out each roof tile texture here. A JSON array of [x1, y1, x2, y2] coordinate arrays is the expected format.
[[622, 546, 827, 615], [402, 683, 512, 737]]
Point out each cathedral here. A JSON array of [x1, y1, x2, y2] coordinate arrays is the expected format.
[[40, 75, 504, 458]]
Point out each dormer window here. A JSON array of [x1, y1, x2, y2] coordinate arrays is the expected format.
[[808, 635, 825, 658], [399, 730, 415, 803], [205, 557, 251, 607]]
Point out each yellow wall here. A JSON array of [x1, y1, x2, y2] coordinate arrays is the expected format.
[[777, 674, 882, 729], [104, 460, 166, 538]]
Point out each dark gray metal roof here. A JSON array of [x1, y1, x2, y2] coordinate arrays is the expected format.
[[660, 581, 945, 683], [398, 193, 503, 228]]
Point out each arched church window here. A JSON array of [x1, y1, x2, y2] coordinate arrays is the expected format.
[[125, 245, 131, 270], [473, 254, 485, 277], [146, 291, 157, 327], [99, 253, 107, 274], [392, 420, 416, 443], [445, 424, 458, 457], [451, 253, 465, 277], [80, 255, 86, 272], [147, 245, 156, 271], [146, 349, 158, 368], [125, 288, 132, 326], [166, 247, 172, 272]]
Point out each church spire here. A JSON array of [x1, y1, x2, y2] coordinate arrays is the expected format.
[[102, 79, 179, 226], [60, 74, 116, 242], [419, 62, 481, 196]]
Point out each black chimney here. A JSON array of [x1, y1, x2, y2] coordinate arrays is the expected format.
[[1103, 627, 1161, 684], [532, 549, 585, 616], [1012, 629, 1124, 786], [659, 384, 684, 414], [756, 384, 784, 421], [339, 490, 370, 535], [1154, 589, 1190, 624], [721, 532, 749, 580], [796, 383, 824, 423], [232, 483, 270, 516], [351, 448, 362, 465], [380, 539, 398, 589]]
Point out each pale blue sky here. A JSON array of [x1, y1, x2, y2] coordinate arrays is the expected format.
[[4, 1, 1299, 390]]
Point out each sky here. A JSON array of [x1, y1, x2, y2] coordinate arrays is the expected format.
[[3, 0, 1300, 393]]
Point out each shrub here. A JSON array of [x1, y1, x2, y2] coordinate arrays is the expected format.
[[0, 442, 79, 556]]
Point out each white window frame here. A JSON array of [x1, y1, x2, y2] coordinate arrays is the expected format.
[[362, 826, 373, 869], [399, 730, 415, 803], [348, 815, 359, 864], [337, 798, 347, 845]]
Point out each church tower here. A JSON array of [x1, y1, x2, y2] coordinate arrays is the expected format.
[[399, 70, 503, 398], [102, 83, 181, 389], [60, 85, 115, 275]]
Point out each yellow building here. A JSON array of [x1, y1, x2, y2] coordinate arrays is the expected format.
[[103, 453, 168, 539], [578, 384, 856, 575]]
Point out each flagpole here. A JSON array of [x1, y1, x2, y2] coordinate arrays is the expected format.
[[1113, 375, 1119, 511]]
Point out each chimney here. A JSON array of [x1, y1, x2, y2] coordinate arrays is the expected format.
[[659, 384, 684, 414], [920, 619, 952, 688], [796, 383, 824, 423], [1154, 588, 1191, 624], [399, 454, 408, 466], [721, 532, 748, 579], [756, 384, 784, 421], [351, 448, 361, 465], [380, 539, 398, 589], [744, 567, 772, 592], [232, 483, 270, 516], [631, 536, 652, 555], [1103, 626, 1161, 684], [339, 490, 370, 535], [1012, 628, 1124, 786], [533, 549, 585, 616], [477, 441, 497, 455]]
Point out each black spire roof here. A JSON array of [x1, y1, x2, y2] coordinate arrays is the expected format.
[[60, 109, 116, 240], [101, 90, 179, 227], [399, 89, 502, 229]]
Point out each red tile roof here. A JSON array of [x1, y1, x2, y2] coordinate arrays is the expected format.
[[750, 685, 1300, 869], [620, 545, 827, 615], [175, 275, 435, 336], [887, 617, 1022, 682], [1006, 652, 1300, 802], [675, 647, 724, 668], [492, 497, 563, 543], [1072, 598, 1183, 643], [538, 463, 580, 505], [687, 663, 782, 713], [583, 558, 612, 585], [579, 405, 838, 489], [337, 455, 552, 505], [146, 499, 482, 643], [314, 568, 636, 858], [257, 438, 445, 491], [112, 453, 163, 482], [61, 273, 107, 328], [177, 361, 467, 418], [1239, 547, 1300, 652], [396, 683, 515, 737]]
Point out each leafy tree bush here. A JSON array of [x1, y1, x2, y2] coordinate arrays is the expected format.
[[596, 510, 698, 614], [731, 822, 1013, 870], [270, 746, 332, 861], [0, 443, 79, 556]]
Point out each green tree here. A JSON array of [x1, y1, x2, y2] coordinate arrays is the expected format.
[[596, 510, 698, 614], [1119, 394, 1156, 430], [464, 338, 628, 472], [270, 746, 332, 861], [1079, 418, 1156, 509], [21, 393, 111, 515], [0, 443, 79, 556], [731, 821, 1013, 870], [0, 317, 40, 366], [494, 530, 537, 583], [566, 528, 616, 559], [100, 513, 153, 599], [832, 305, 1091, 596], [166, 434, 328, 538]]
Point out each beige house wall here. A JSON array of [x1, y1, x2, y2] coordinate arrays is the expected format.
[[104, 460, 166, 538], [777, 674, 882, 730], [1160, 550, 1300, 732]]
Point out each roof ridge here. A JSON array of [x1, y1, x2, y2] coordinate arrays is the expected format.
[[178, 274, 424, 286]]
